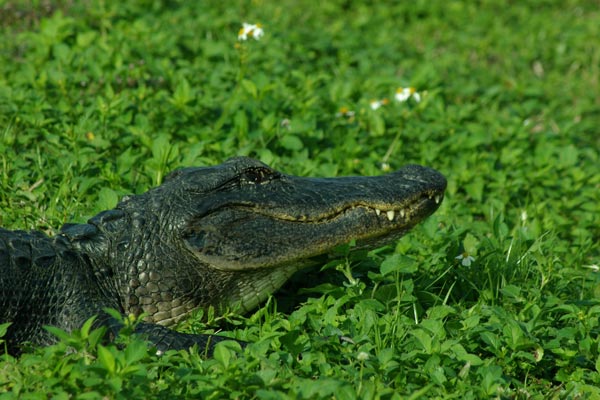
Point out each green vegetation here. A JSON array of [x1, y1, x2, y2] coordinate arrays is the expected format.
[[1, 0, 599, 398]]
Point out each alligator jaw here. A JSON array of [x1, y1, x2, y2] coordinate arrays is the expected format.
[[182, 165, 446, 273], [208, 190, 445, 312]]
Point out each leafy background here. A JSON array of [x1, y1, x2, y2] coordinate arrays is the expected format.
[[0, 0, 599, 398]]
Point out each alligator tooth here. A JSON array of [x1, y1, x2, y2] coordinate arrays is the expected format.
[[399, 209, 406, 218], [375, 209, 381, 216], [435, 195, 441, 204], [386, 210, 395, 221]]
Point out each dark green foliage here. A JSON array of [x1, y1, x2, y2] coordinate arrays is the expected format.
[[1, 0, 599, 398]]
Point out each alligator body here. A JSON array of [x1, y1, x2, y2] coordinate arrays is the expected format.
[[0, 157, 446, 355]]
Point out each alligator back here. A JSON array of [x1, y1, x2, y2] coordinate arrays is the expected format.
[[0, 228, 116, 353]]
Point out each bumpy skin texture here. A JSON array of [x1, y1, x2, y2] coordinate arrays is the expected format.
[[0, 229, 116, 350], [0, 157, 446, 355]]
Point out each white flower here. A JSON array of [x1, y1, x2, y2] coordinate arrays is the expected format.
[[456, 252, 475, 267], [395, 87, 420, 103], [369, 98, 389, 110], [370, 100, 382, 110], [238, 23, 264, 41], [335, 106, 355, 118], [280, 118, 291, 130], [520, 210, 528, 222]]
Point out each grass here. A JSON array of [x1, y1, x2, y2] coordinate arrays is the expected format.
[[0, 0, 599, 398]]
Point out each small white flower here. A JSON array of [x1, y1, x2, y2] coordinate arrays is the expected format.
[[336, 106, 355, 118], [395, 87, 420, 103], [381, 162, 391, 172], [456, 252, 475, 267], [238, 23, 264, 41], [280, 118, 291, 130], [369, 98, 389, 110], [520, 210, 528, 222], [370, 100, 382, 110], [395, 88, 410, 102], [357, 351, 370, 361]]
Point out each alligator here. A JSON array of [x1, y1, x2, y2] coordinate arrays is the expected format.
[[0, 156, 446, 355]]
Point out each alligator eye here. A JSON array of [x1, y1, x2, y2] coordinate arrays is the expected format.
[[242, 167, 274, 185]]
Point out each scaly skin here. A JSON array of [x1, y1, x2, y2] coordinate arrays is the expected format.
[[0, 157, 446, 355]]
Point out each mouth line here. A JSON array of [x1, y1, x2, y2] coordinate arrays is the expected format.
[[221, 191, 444, 224]]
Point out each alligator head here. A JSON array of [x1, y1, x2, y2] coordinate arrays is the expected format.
[[67, 157, 446, 326]]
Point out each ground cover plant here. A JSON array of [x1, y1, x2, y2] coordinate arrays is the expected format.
[[0, 0, 599, 398]]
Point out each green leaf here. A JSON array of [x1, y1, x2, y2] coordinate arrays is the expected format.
[[76, 30, 98, 47], [451, 343, 483, 366], [87, 326, 107, 349], [97, 344, 117, 374], [261, 113, 277, 132], [461, 315, 480, 330], [78, 392, 105, 400], [503, 321, 526, 350], [464, 177, 484, 202], [241, 79, 258, 98], [103, 308, 125, 322], [411, 329, 433, 354], [463, 233, 479, 254], [380, 254, 417, 276], [80, 316, 97, 339], [213, 342, 232, 368], [368, 113, 385, 136], [234, 109, 249, 137], [124, 340, 148, 365], [427, 305, 455, 320], [0, 322, 11, 338], [151, 134, 173, 163], [257, 148, 274, 165], [557, 144, 578, 168], [279, 134, 303, 151], [95, 187, 119, 212], [479, 332, 501, 352], [44, 325, 71, 342], [500, 285, 524, 302], [170, 77, 194, 107]]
